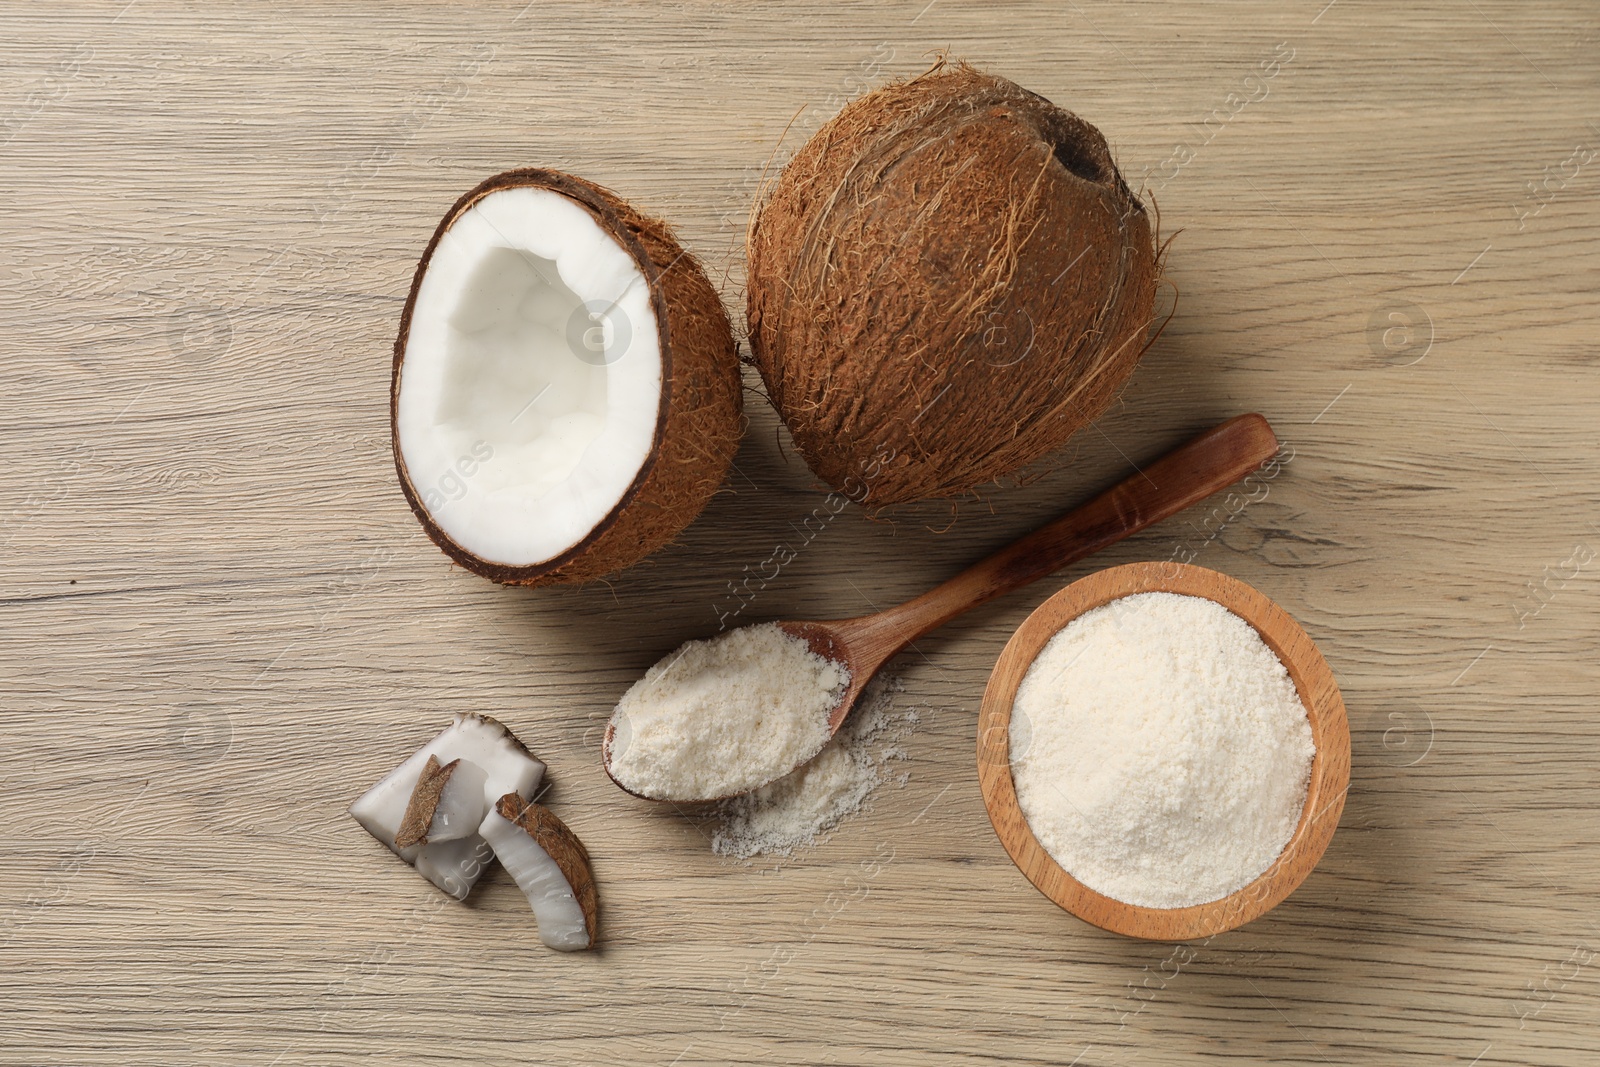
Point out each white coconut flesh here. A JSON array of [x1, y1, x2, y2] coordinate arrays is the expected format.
[[414, 835, 496, 901], [349, 714, 545, 899], [479, 809, 592, 951], [396, 185, 663, 567]]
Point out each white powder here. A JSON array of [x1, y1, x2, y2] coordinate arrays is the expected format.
[[710, 677, 910, 858], [1010, 592, 1315, 909], [608, 622, 849, 802]]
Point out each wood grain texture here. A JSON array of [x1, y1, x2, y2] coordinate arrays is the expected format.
[[976, 562, 1350, 941], [2, 1, 1598, 1065]]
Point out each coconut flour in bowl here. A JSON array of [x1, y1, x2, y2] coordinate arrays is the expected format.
[[1009, 591, 1315, 910]]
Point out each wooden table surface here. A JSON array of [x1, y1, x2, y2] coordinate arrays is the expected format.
[[4, 2, 1597, 1064]]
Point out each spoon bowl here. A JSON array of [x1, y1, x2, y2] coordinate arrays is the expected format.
[[604, 414, 1282, 803], [776, 616, 904, 735]]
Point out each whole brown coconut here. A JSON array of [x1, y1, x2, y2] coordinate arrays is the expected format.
[[392, 169, 743, 585], [747, 63, 1159, 506]]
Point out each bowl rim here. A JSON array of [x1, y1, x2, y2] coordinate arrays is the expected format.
[[975, 561, 1350, 940]]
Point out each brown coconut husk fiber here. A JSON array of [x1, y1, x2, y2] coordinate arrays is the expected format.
[[392, 169, 743, 585], [747, 61, 1160, 506], [394, 754, 457, 849]]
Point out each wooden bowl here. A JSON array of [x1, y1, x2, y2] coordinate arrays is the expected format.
[[976, 562, 1350, 940]]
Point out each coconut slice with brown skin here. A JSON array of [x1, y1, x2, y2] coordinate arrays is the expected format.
[[747, 61, 1161, 506], [392, 169, 743, 585], [479, 793, 599, 951], [394, 755, 490, 848]]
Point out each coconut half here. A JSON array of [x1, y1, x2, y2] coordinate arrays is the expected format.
[[349, 713, 545, 900], [480, 793, 600, 951], [393, 169, 743, 585]]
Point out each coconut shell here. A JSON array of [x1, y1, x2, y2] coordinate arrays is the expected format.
[[393, 169, 743, 585], [747, 62, 1159, 506], [495, 793, 600, 948]]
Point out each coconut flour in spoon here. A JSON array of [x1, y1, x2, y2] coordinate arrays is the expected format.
[[609, 623, 849, 801], [1011, 592, 1315, 909]]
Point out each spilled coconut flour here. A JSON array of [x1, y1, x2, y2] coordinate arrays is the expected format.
[[1011, 592, 1315, 910], [709, 676, 913, 859], [608, 623, 848, 802]]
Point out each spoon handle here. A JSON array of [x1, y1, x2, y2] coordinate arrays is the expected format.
[[858, 413, 1281, 652]]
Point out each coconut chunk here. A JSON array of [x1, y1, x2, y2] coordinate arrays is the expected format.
[[349, 713, 544, 898], [395, 756, 491, 848], [479, 793, 598, 951], [395, 755, 454, 848]]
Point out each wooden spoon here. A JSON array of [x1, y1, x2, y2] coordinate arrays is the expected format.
[[604, 413, 1280, 802]]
